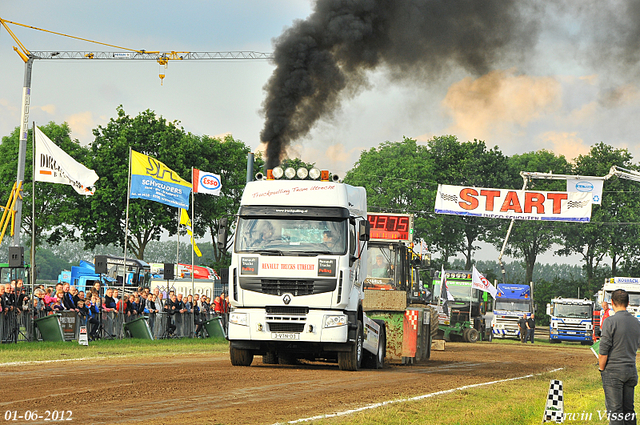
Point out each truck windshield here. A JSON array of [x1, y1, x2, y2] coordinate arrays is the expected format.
[[366, 246, 397, 283], [447, 283, 477, 301], [553, 303, 592, 318], [235, 217, 347, 255], [604, 291, 640, 307], [495, 299, 530, 312]]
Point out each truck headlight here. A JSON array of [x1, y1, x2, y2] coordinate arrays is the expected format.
[[230, 312, 248, 327], [550, 328, 558, 335], [324, 315, 348, 328]]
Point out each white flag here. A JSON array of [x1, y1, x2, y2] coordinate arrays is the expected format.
[[34, 127, 99, 195], [472, 265, 498, 298], [193, 169, 222, 196]]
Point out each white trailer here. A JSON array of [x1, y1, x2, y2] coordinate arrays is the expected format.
[[224, 168, 385, 370]]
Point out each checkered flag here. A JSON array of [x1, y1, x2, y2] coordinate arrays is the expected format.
[[542, 380, 564, 423]]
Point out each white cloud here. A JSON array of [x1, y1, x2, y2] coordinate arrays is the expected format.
[[441, 69, 562, 141], [536, 131, 590, 161], [65, 111, 99, 144]]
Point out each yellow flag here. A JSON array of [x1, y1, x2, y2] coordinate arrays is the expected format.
[[180, 208, 191, 227], [191, 236, 202, 257], [180, 208, 201, 257]]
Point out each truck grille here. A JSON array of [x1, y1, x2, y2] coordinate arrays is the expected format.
[[265, 306, 309, 315], [263, 280, 314, 295], [268, 323, 305, 332]]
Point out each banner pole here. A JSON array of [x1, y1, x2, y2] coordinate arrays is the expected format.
[[31, 121, 36, 341], [176, 208, 180, 268], [121, 147, 133, 325], [191, 167, 195, 298]]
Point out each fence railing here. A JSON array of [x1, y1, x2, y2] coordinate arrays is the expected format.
[[0, 309, 227, 343]]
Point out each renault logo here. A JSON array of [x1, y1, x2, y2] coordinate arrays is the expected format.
[[283, 294, 292, 305]]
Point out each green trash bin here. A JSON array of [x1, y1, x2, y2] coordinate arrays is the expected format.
[[123, 316, 154, 340], [34, 314, 65, 342], [204, 316, 225, 339]]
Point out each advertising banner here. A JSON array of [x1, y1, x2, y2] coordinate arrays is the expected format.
[[566, 178, 604, 205], [34, 127, 99, 195], [130, 150, 192, 209], [434, 184, 592, 222]]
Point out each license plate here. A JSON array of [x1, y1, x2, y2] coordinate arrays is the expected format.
[[568, 332, 576, 334], [271, 332, 300, 340]]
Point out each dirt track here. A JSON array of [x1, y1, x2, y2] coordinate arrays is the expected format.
[[1, 341, 593, 425]]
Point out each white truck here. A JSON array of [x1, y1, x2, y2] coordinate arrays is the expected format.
[[223, 168, 386, 370], [546, 297, 593, 345], [597, 277, 640, 322]]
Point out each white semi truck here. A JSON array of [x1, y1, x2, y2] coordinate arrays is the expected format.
[[223, 167, 386, 370], [597, 277, 640, 322], [546, 297, 593, 344]]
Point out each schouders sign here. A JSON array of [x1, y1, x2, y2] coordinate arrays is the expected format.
[[434, 184, 592, 222]]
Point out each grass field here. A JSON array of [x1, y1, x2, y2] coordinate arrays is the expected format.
[[0, 337, 609, 424], [301, 365, 607, 425], [0, 337, 229, 364]]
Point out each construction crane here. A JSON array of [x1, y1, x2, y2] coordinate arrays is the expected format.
[[0, 17, 272, 251]]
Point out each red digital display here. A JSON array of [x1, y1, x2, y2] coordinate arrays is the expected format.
[[368, 213, 412, 242]]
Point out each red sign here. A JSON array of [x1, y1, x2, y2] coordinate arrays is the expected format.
[[368, 213, 412, 242]]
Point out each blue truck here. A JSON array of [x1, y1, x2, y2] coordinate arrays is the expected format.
[[546, 297, 593, 345], [491, 284, 533, 339], [58, 256, 150, 293]]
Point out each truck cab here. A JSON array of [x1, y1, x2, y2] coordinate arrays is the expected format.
[[226, 168, 384, 370], [492, 284, 532, 339], [547, 297, 593, 344]]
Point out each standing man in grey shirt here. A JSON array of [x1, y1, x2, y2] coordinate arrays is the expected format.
[[599, 289, 640, 425]]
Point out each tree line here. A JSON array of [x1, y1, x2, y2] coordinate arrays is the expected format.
[[1, 108, 638, 299], [344, 136, 640, 297]]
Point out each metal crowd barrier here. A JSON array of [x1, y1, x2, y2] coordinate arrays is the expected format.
[[1, 309, 226, 343], [1, 308, 41, 343]]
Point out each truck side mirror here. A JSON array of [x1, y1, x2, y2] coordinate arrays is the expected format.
[[217, 217, 228, 250], [359, 220, 370, 241], [546, 303, 551, 316]]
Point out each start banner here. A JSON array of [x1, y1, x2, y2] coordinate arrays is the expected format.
[[434, 184, 592, 222]]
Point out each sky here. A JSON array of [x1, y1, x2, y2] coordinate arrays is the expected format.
[[2, 1, 640, 266]]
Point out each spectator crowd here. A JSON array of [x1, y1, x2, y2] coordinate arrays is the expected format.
[[1, 279, 229, 342]]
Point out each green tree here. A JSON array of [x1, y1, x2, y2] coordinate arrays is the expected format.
[[558, 143, 636, 292], [79, 106, 199, 259], [489, 150, 572, 284], [190, 135, 263, 266], [0, 122, 92, 247], [426, 136, 511, 268], [343, 136, 434, 250]]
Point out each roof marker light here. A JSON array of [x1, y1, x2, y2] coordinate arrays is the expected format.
[[284, 167, 296, 179], [297, 167, 309, 179], [272, 166, 284, 179], [309, 168, 321, 180]]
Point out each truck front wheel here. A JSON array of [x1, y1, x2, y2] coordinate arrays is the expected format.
[[230, 344, 254, 366], [338, 320, 363, 371]]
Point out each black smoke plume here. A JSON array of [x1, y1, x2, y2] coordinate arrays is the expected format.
[[260, 0, 640, 169]]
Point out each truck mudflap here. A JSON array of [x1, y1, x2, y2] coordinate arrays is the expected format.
[[362, 314, 382, 356]]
